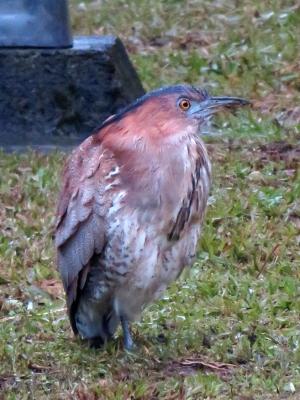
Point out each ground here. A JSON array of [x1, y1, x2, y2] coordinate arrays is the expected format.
[[0, 0, 300, 399]]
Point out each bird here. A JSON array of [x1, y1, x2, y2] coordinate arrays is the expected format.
[[55, 85, 249, 350]]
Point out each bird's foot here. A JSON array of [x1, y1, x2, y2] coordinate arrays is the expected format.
[[120, 316, 135, 351], [87, 336, 105, 349]]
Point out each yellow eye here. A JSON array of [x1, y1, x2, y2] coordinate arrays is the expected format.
[[179, 98, 191, 111]]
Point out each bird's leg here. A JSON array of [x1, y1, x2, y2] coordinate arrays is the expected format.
[[120, 316, 134, 351]]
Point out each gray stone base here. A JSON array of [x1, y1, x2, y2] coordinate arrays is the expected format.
[[0, 35, 145, 151]]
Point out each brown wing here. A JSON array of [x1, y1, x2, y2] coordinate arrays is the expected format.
[[168, 140, 211, 241], [55, 137, 115, 322]]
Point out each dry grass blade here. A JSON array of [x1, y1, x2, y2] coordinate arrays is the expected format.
[[256, 244, 281, 278]]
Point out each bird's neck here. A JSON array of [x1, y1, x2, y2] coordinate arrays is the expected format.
[[107, 133, 211, 212]]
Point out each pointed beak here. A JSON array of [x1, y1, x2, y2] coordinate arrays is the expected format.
[[193, 96, 251, 118]]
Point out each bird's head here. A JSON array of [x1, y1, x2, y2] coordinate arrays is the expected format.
[[99, 85, 250, 145]]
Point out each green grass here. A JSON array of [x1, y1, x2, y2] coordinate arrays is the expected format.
[[1, 0, 300, 398]]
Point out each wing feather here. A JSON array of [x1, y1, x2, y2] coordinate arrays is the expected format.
[[55, 139, 115, 318], [168, 141, 211, 240]]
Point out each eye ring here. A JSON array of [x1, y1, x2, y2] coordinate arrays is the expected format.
[[179, 98, 191, 111]]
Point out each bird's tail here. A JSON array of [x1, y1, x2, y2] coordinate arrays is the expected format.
[[72, 296, 119, 346]]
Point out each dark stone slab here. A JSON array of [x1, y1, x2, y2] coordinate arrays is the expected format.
[[0, 35, 145, 151]]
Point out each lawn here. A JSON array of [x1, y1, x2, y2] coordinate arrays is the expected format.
[[1, 0, 300, 399]]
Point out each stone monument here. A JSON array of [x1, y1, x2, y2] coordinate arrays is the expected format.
[[0, 0, 145, 151]]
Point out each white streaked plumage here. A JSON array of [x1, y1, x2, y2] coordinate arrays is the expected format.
[[55, 84, 248, 349]]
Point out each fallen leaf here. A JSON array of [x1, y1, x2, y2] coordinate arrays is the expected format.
[[28, 362, 52, 373], [164, 356, 238, 378], [36, 279, 64, 299]]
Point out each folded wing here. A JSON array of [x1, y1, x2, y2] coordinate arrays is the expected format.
[[55, 139, 116, 328]]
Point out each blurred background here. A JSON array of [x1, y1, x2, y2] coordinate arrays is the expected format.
[[70, 0, 299, 124]]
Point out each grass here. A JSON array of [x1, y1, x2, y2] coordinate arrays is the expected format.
[[1, 0, 300, 398]]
